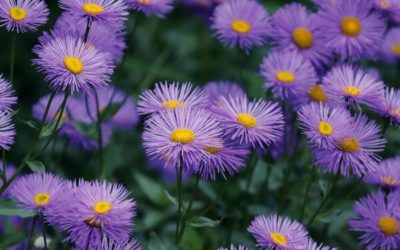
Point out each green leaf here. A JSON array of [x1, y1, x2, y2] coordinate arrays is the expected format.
[[148, 232, 167, 250], [26, 160, 45, 172], [318, 179, 329, 197], [189, 216, 220, 228], [163, 189, 178, 206], [99, 102, 124, 122], [72, 121, 98, 140], [0, 199, 36, 218], [134, 173, 168, 205], [19, 119, 38, 131], [40, 120, 65, 139]]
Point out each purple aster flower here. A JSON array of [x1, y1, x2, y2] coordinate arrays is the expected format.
[[83, 86, 139, 129], [126, 0, 173, 18], [315, 0, 386, 60], [8, 173, 66, 213], [322, 64, 385, 108], [248, 214, 309, 250], [374, 87, 400, 126], [270, 3, 332, 69], [59, 0, 128, 29], [0, 110, 15, 150], [364, 157, 400, 189], [349, 191, 400, 250], [260, 50, 318, 99], [0, 75, 17, 110], [212, 95, 284, 149], [306, 238, 337, 250], [217, 245, 249, 250], [52, 13, 127, 63], [292, 83, 341, 109], [203, 81, 246, 105], [143, 107, 222, 172], [137, 82, 208, 115], [195, 137, 250, 180], [312, 0, 340, 8], [372, 0, 400, 23], [298, 103, 352, 149], [381, 28, 400, 63], [313, 114, 386, 177], [211, 0, 270, 52], [47, 180, 136, 249], [33, 34, 114, 94], [99, 237, 142, 250], [0, 0, 49, 33]]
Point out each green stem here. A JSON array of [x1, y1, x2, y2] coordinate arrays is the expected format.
[[9, 33, 16, 82], [27, 215, 37, 250], [177, 175, 200, 244], [245, 151, 257, 192], [94, 89, 105, 179], [1, 150, 6, 182], [300, 165, 316, 222], [175, 155, 183, 246], [306, 171, 341, 227], [40, 213, 48, 250]]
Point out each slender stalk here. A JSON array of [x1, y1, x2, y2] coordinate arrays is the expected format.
[[9, 33, 16, 82], [300, 165, 316, 222], [177, 175, 200, 244], [245, 151, 257, 192], [306, 171, 341, 227], [94, 89, 104, 179], [175, 154, 183, 246], [27, 215, 37, 250], [237, 48, 245, 85], [83, 19, 92, 43], [40, 213, 48, 250], [1, 150, 6, 182]]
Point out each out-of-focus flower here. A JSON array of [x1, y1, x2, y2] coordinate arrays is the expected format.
[[364, 157, 400, 189], [0, 110, 15, 150], [0, 75, 17, 110], [203, 81, 246, 105], [305, 238, 337, 250], [127, 0, 174, 18], [372, 0, 400, 23], [382, 28, 400, 63], [374, 87, 400, 126]]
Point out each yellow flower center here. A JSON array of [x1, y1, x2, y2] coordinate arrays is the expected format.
[[391, 44, 400, 56], [343, 85, 361, 97], [236, 113, 257, 128], [231, 20, 251, 34], [378, 216, 400, 235], [138, 0, 152, 3], [341, 16, 362, 37], [64, 56, 84, 75], [93, 201, 112, 215], [9, 7, 27, 21], [82, 3, 105, 16], [379, 0, 391, 9], [204, 146, 222, 154], [162, 100, 184, 110], [318, 121, 334, 136], [338, 137, 359, 153], [170, 128, 195, 144], [381, 176, 399, 186], [34, 193, 51, 206], [292, 27, 313, 49], [308, 85, 328, 102], [390, 108, 400, 117], [269, 232, 288, 247], [276, 71, 295, 84]]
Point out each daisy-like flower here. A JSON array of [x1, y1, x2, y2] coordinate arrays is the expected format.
[[248, 214, 309, 250], [305, 238, 337, 250], [0, 110, 15, 150], [313, 114, 386, 177], [322, 64, 385, 108], [372, 0, 400, 23], [270, 3, 332, 69], [53, 13, 127, 63], [292, 83, 341, 108], [0, 75, 17, 110], [59, 0, 128, 29], [0, 0, 49, 33], [381, 28, 400, 63], [349, 191, 400, 250], [137, 82, 208, 115], [100, 237, 142, 250], [126, 0, 174, 18], [48, 181, 136, 249], [364, 157, 400, 189], [315, 0, 386, 60], [195, 137, 250, 180], [260, 50, 318, 99], [374, 87, 400, 126], [211, 0, 270, 52], [33, 34, 114, 94], [212, 95, 284, 149], [217, 245, 249, 250], [8, 173, 66, 213], [204, 81, 246, 105], [298, 103, 352, 149], [143, 107, 222, 171]]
